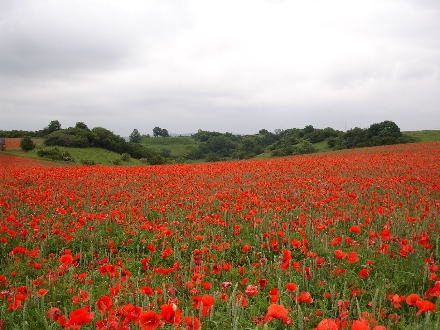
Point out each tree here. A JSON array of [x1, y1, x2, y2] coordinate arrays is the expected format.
[[378, 120, 402, 138], [20, 136, 36, 152], [75, 122, 89, 130], [153, 127, 162, 137], [152, 127, 170, 137], [47, 120, 61, 134], [129, 129, 142, 143]]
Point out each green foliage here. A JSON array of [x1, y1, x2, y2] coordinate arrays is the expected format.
[[44, 128, 94, 148], [129, 129, 142, 143], [111, 158, 122, 165], [205, 152, 221, 162], [20, 136, 36, 152], [91, 127, 127, 153], [0, 129, 38, 138], [37, 147, 74, 162], [336, 120, 406, 150], [159, 148, 172, 158], [121, 153, 131, 161], [75, 122, 89, 130], [153, 127, 170, 137], [47, 120, 61, 133], [80, 159, 97, 166]]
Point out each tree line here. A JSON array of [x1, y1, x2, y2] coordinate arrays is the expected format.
[[2, 120, 419, 164], [5, 121, 166, 165]]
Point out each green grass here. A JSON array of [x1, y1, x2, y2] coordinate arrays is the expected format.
[[403, 130, 440, 142], [313, 139, 333, 152], [142, 136, 199, 158]]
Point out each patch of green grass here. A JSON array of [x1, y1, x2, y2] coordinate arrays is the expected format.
[[403, 130, 440, 142], [313, 139, 333, 152], [142, 136, 199, 158]]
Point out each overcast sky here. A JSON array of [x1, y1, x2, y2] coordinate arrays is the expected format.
[[1, 0, 439, 136]]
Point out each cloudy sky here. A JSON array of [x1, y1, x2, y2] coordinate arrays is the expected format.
[[1, 0, 439, 136]]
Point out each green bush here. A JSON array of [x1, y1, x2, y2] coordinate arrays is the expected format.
[[20, 136, 36, 152], [121, 153, 131, 161], [81, 159, 97, 166], [37, 148, 74, 162], [111, 158, 122, 165]]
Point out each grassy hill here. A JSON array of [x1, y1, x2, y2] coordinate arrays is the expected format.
[[142, 136, 198, 160], [3, 139, 145, 166], [402, 130, 440, 142]]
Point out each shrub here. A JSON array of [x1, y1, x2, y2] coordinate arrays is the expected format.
[[20, 136, 36, 152], [37, 148, 74, 162], [121, 153, 131, 161], [111, 158, 122, 165], [81, 159, 97, 166]]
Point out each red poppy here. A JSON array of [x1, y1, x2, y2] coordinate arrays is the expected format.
[[192, 295, 215, 316], [316, 318, 338, 330], [65, 306, 94, 328], [297, 292, 313, 303], [406, 293, 422, 306], [351, 319, 369, 330], [245, 285, 259, 297], [347, 252, 359, 264], [334, 250, 346, 260], [359, 269, 370, 279], [37, 289, 49, 297], [263, 304, 291, 324], [184, 316, 202, 330], [96, 295, 113, 315], [159, 303, 182, 325], [139, 310, 161, 330], [349, 225, 361, 234], [415, 300, 436, 315], [286, 282, 297, 292]]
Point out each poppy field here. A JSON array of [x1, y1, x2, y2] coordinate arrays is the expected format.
[[1, 142, 440, 329]]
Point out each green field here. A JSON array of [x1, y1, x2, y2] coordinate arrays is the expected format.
[[142, 136, 199, 159], [403, 130, 440, 142]]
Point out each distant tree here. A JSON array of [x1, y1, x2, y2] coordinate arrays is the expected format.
[[129, 129, 142, 143], [161, 129, 170, 137], [303, 125, 315, 135], [377, 120, 402, 138], [20, 136, 36, 152], [368, 120, 402, 138], [153, 127, 162, 137], [75, 122, 89, 130], [47, 120, 61, 134]]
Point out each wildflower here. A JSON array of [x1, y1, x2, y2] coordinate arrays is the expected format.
[[65, 306, 94, 328], [286, 282, 297, 293], [245, 285, 259, 297], [192, 295, 214, 316], [96, 295, 113, 315], [139, 310, 161, 330], [415, 300, 436, 315], [334, 250, 346, 260], [184, 316, 201, 330], [347, 252, 360, 264], [159, 303, 182, 325], [406, 293, 422, 306], [297, 291, 313, 303], [263, 304, 291, 324], [316, 318, 339, 330]]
